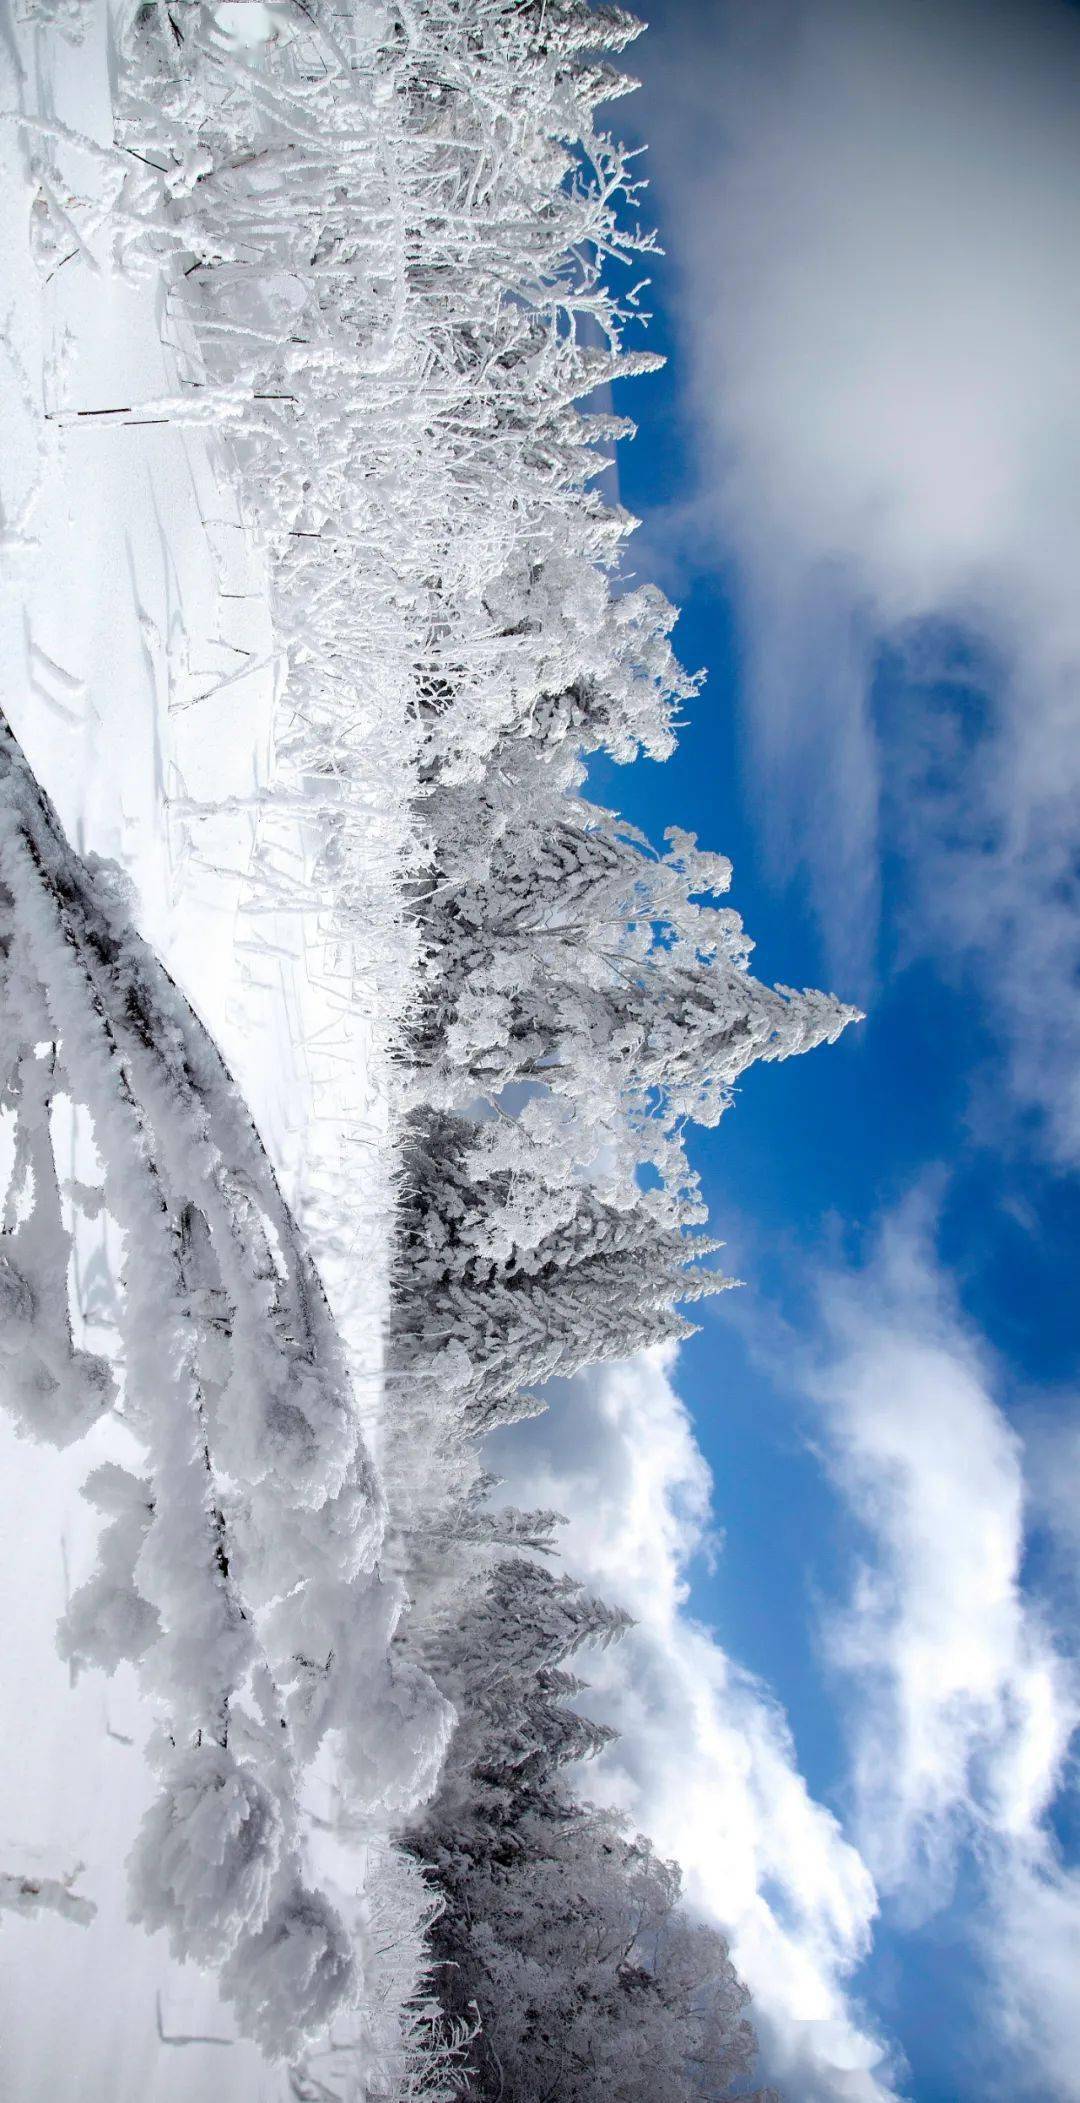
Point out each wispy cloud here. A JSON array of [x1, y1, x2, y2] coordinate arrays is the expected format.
[[808, 1192, 1077, 1913], [991, 1853, 1080, 2099], [638, 0, 1080, 1159], [799, 1192, 1080, 2095]]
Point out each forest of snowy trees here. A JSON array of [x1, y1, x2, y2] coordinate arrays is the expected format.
[[0, 1, 857, 2096]]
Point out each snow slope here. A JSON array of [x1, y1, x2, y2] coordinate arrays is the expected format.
[[0, 6, 406, 2094]]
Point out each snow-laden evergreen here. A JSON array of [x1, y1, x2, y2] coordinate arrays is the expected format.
[[1, 1, 857, 2094]]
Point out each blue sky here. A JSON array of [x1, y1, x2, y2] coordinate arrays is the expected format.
[[492, 2, 1080, 2098]]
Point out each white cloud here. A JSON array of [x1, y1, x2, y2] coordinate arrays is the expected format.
[[637, 0, 1080, 1158], [486, 1351, 901, 2102], [803, 1193, 1080, 2090], [807, 1197, 1077, 1876], [991, 1851, 1080, 2100]]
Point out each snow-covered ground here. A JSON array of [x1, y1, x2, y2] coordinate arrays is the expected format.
[[0, 7, 402, 2093]]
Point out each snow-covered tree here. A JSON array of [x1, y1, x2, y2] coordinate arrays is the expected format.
[[393, 1111, 729, 1435], [408, 1559, 778, 2103], [417, 1806, 774, 2103], [0, 707, 451, 2055], [411, 758, 858, 1234]]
